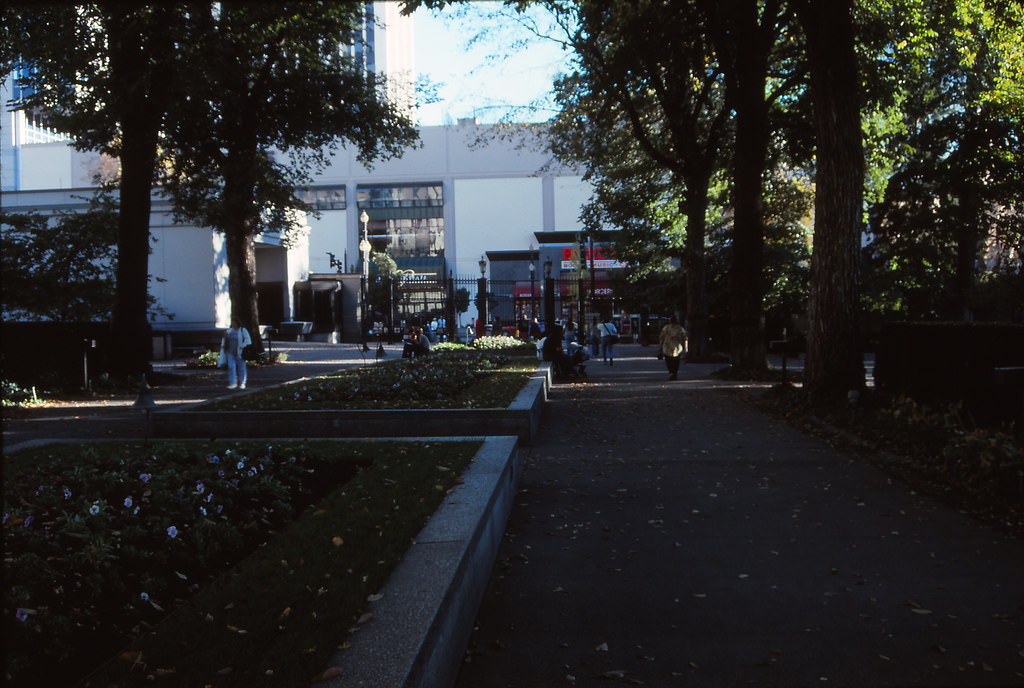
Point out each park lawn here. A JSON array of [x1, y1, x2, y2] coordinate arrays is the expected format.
[[3, 438, 479, 687], [199, 350, 538, 412]]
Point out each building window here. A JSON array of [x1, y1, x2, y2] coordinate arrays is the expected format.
[[356, 183, 443, 209], [299, 185, 346, 210], [368, 217, 445, 259]]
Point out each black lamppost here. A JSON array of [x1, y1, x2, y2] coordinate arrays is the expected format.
[[359, 210, 370, 352], [543, 257, 554, 335], [529, 260, 536, 321], [477, 254, 488, 335]]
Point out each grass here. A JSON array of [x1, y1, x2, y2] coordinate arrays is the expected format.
[[3, 438, 479, 687], [198, 349, 537, 412]]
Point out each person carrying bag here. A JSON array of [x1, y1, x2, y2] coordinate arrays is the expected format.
[[598, 317, 619, 365]]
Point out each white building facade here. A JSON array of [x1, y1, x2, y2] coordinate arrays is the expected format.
[[1, 102, 595, 336]]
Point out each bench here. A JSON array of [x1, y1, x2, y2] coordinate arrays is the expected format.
[[278, 321, 313, 341], [164, 330, 224, 359]]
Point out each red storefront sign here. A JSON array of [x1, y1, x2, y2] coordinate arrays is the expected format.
[[561, 245, 627, 270]]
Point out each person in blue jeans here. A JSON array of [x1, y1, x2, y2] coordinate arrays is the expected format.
[[589, 317, 601, 358], [220, 318, 252, 389], [598, 317, 618, 365]]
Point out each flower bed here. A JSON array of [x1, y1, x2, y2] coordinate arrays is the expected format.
[[199, 349, 535, 412], [3, 438, 478, 687]]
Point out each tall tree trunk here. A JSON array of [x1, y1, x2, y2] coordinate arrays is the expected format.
[[727, 8, 770, 370], [798, 0, 865, 400], [110, 118, 158, 376], [222, 141, 264, 355], [681, 179, 711, 360], [107, 10, 164, 377], [953, 117, 981, 321]]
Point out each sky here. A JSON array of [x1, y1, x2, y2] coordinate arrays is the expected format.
[[411, 3, 572, 126]]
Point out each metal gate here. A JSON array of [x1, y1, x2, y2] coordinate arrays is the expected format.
[[365, 272, 615, 343]]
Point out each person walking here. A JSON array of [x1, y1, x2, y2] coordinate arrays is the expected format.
[[658, 315, 687, 380], [220, 318, 252, 390], [589, 317, 601, 358], [598, 316, 619, 365]]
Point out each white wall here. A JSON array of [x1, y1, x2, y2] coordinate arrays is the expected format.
[[306, 210, 350, 274], [18, 144, 73, 190], [554, 175, 592, 231], [453, 177, 543, 275], [150, 225, 220, 328]]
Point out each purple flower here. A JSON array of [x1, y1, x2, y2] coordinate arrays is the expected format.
[[139, 473, 152, 483], [207, 455, 220, 464], [23, 515, 34, 528], [63, 487, 72, 500], [123, 497, 133, 508], [139, 592, 149, 601], [166, 525, 178, 539], [15, 608, 31, 623], [194, 480, 206, 495], [89, 503, 101, 515]]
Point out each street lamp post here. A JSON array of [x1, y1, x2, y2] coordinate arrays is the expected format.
[[359, 210, 371, 352], [543, 258, 554, 336], [477, 254, 488, 336], [529, 260, 536, 322]]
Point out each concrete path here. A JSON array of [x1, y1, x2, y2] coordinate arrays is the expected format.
[[453, 346, 1024, 687]]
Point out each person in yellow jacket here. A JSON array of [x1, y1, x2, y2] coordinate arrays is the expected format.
[[658, 315, 687, 381], [219, 318, 252, 389]]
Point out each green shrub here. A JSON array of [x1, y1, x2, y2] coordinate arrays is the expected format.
[[1, 380, 41, 407], [184, 350, 287, 369], [184, 351, 219, 369]]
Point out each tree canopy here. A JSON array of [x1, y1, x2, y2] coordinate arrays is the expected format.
[[158, 2, 418, 352]]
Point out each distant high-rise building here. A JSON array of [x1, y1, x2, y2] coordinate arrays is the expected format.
[[349, 2, 416, 116]]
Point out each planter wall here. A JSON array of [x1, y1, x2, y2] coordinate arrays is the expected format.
[[152, 365, 550, 444]]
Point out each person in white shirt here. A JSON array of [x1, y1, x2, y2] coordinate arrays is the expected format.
[[598, 317, 619, 366], [220, 318, 252, 389]]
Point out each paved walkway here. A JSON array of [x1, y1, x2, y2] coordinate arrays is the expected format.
[[4, 342, 1022, 687], [454, 346, 1024, 687]]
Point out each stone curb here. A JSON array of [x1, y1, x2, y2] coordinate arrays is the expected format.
[[324, 435, 521, 688], [150, 365, 551, 445]]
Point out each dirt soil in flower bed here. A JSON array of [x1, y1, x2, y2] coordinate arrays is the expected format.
[[3, 438, 479, 687], [197, 351, 537, 412]]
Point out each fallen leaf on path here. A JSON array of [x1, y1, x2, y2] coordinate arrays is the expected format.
[[310, 666, 343, 682]]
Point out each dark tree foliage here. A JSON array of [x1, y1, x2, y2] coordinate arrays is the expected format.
[[1, 197, 118, 322], [2, 5, 196, 375], [863, 3, 1024, 322]]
